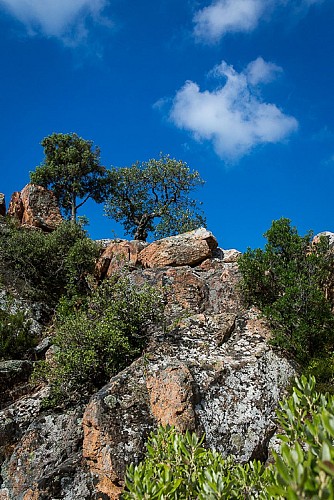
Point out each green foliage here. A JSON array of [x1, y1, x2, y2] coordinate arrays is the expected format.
[[123, 426, 269, 499], [305, 356, 334, 395], [0, 219, 100, 303], [238, 218, 334, 363], [30, 132, 107, 221], [268, 375, 334, 498], [41, 276, 164, 405], [0, 301, 35, 360], [124, 376, 334, 499], [104, 154, 206, 241]]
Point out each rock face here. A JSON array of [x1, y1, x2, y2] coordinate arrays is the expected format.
[[0, 360, 33, 410], [96, 239, 149, 279], [138, 227, 218, 268], [0, 230, 296, 499], [7, 184, 62, 231]]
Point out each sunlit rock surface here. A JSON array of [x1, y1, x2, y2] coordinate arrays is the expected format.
[[0, 229, 296, 499]]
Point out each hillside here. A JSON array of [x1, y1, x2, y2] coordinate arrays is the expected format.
[[0, 185, 333, 499]]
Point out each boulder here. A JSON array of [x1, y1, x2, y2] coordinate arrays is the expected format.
[[7, 184, 62, 231], [0, 194, 5, 217], [1, 402, 93, 499], [222, 248, 242, 263], [7, 191, 23, 221], [0, 387, 49, 466], [96, 239, 149, 279], [138, 228, 218, 268], [313, 231, 334, 248]]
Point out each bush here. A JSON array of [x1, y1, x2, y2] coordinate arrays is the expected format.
[[0, 219, 100, 303], [123, 376, 334, 499], [238, 218, 334, 364], [0, 300, 36, 360], [267, 375, 334, 498], [40, 275, 165, 405], [123, 426, 268, 499]]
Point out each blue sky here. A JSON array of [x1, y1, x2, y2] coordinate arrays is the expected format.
[[0, 0, 333, 251]]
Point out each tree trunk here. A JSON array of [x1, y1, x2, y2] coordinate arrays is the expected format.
[[71, 192, 77, 222], [134, 213, 153, 241]]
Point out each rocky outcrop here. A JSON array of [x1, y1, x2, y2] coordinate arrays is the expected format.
[[81, 309, 295, 498], [7, 184, 62, 231], [138, 227, 218, 268], [313, 232, 334, 306], [96, 239, 149, 279], [221, 248, 241, 263], [313, 231, 334, 247], [0, 194, 5, 217], [95, 229, 219, 279], [0, 230, 297, 499], [1, 397, 93, 499]]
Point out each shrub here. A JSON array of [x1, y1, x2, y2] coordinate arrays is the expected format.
[[0, 301, 35, 359], [40, 276, 165, 405], [123, 376, 334, 499], [123, 426, 269, 499], [0, 219, 100, 303], [238, 218, 334, 364], [267, 375, 334, 498]]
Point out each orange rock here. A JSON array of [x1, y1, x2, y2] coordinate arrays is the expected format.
[[96, 239, 148, 279], [82, 400, 123, 500], [138, 228, 218, 268], [7, 191, 23, 221], [146, 363, 196, 431], [7, 184, 62, 231], [163, 267, 209, 313]]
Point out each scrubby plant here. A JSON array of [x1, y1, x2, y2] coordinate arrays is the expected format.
[[40, 275, 165, 405], [267, 375, 334, 498], [0, 219, 100, 303], [123, 376, 334, 499], [0, 302, 35, 360], [123, 425, 269, 499], [238, 218, 334, 364]]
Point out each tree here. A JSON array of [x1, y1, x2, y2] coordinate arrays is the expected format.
[[30, 132, 107, 221], [238, 218, 334, 363], [104, 154, 206, 241]]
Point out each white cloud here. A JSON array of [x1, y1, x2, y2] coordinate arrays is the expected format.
[[168, 59, 298, 160], [193, 0, 264, 42], [0, 0, 108, 43], [193, 0, 326, 42], [245, 57, 283, 85]]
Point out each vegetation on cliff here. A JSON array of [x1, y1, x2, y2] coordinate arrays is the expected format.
[[0, 218, 100, 304], [0, 302, 35, 360], [0, 219, 101, 361], [38, 275, 165, 405], [238, 218, 334, 390]]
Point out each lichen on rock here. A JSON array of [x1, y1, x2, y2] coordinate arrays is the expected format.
[[0, 228, 297, 499]]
